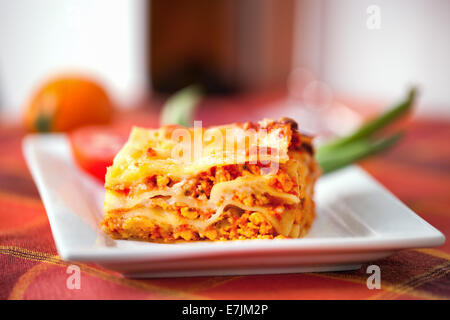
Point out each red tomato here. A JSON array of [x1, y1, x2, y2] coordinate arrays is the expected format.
[[69, 126, 128, 182]]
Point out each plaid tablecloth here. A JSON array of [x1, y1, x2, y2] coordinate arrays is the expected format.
[[0, 110, 449, 300]]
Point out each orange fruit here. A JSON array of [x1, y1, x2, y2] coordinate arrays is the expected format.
[[23, 75, 115, 132]]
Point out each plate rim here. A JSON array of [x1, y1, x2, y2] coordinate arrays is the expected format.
[[22, 134, 446, 265]]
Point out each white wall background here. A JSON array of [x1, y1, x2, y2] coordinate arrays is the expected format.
[[1, 0, 448, 120], [293, 0, 450, 117], [0, 0, 148, 120]]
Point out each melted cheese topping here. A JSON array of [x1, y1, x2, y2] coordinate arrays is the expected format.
[[105, 123, 292, 188]]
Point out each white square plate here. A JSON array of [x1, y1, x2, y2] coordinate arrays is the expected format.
[[23, 134, 445, 277]]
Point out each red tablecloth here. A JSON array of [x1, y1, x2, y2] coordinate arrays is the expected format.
[[0, 108, 449, 300]]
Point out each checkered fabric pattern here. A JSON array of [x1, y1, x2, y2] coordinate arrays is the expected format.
[[1, 114, 449, 300]]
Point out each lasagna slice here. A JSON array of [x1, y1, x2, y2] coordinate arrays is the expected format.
[[101, 118, 321, 242]]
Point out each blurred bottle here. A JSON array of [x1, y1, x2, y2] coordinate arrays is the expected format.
[[150, 0, 295, 95]]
